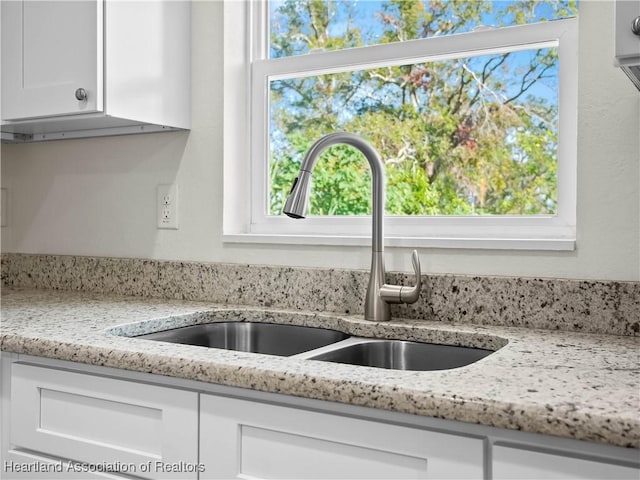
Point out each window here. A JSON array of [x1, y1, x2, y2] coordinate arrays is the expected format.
[[224, 1, 578, 250]]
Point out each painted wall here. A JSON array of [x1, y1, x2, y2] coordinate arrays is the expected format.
[[1, 1, 639, 281]]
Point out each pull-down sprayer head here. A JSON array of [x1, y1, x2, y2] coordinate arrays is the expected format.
[[283, 170, 312, 219]]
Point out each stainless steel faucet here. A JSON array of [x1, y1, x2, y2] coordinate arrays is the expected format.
[[283, 132, 421, 322]]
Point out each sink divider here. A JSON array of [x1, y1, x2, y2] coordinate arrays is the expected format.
[[290, 337, 382, 360]]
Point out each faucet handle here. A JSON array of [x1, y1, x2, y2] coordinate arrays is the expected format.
[[402, 250, 421, 303], [379, 250, 422, 305]]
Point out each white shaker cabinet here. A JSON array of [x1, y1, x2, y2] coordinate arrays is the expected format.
[[614, 0, 640, 89], [5, 362, 199, 479], [1, 1, 103, 120], [493, 444, 640, 479], [199, 394, 485, 479], [1, 0, 190, 142], [615, 0, 640, 60]]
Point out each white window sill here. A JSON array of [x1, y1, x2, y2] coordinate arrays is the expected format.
[[222, 233, 576, 251]]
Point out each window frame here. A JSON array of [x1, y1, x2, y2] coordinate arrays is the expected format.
[[223, 1, 578, 251]]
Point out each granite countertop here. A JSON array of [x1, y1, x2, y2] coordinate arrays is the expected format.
[[1, 287, 638, 449]]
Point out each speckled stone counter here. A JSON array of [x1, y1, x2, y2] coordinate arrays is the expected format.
[[1, 288, 638, 449]]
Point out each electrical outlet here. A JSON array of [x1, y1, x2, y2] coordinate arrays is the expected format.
[[157, 184, 178, 229], [0, 188, 6, 227]]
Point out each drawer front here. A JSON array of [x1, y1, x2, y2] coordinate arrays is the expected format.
[[10, 363, 199, 479], [200, 394, 486, 479], [493, 445, 640, 479]]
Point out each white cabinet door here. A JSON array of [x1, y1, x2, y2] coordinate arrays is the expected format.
[[200, 394, 485, 479], [1, 0, 102, 120], [10, 363, 199, 479], [493, 445, 640, 479], [615, 0, 640, 60]]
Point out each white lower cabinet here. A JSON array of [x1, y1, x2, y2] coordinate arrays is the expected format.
[[199, 394, 485, 479], [6, 363, 199, 479], [2, 357, 639, 480], [492, 444, 639, 479]]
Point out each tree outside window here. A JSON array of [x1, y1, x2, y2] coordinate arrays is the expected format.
[[267, 0, 578, 217]]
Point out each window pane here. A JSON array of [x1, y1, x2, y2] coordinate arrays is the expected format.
[[269, 0, 577, 59], [269, 47, 559, 216]]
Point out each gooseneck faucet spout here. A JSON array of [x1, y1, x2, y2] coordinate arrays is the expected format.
[[283, 132, 421, 322]]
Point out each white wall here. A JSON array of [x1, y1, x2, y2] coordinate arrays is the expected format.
[[1, 1, 639, 281]]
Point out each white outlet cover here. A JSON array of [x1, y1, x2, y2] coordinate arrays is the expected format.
[[157, 184, 178, 229]]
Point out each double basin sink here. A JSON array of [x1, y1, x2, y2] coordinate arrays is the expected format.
[[132, 321, 496, 371]]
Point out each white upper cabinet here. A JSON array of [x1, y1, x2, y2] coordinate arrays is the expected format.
[[1, 0, 190, 142], [615, 0, 640, 60], [614, 0, 640, 89], [2, 1, 103, 120]]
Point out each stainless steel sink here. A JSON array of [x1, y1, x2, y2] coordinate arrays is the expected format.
[[134, 322, 350, 356], [124, 312, 501, 370], [306, 339, 493, 371]]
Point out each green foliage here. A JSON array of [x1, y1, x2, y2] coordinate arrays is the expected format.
[[268, 0, 577, 216]]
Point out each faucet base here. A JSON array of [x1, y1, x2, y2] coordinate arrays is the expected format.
[[364, 253, 392, 322]]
